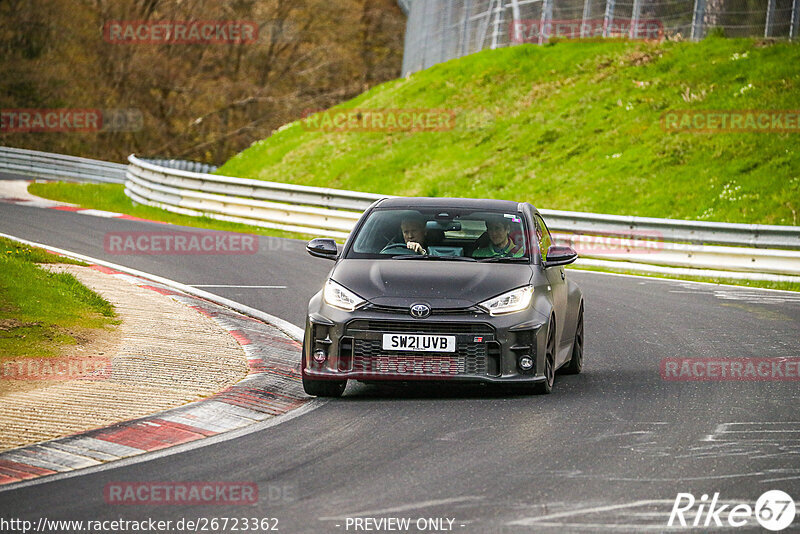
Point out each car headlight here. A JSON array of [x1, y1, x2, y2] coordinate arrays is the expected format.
[[323, 279, 366, 311], [478, 286, 534, 316]]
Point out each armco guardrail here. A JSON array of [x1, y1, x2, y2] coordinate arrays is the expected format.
[[126, 155, 380, 238], [125, 154, 800, 277], [1, 146, 798, 278], [542, 209, 800, 250], [552, 232, 800, 276], [143, 158, 218, 174], [0, 146, 126, 184], [128, 155, 380, 211]]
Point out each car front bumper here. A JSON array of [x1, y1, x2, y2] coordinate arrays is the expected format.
[[303, 296, 551, 385]]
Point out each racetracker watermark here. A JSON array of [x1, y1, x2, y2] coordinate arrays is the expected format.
[[104, 20, 258, 44], [661, 358, 800, 381], [1, 357, 111, 381], [341, 517, 461, 531], [104, 482, 259, 505], [661, 110, 800, 133], [510, 18, 664, 42], [555, 231, 664, 255], [301, 109, 456, 133], [1, 108, 143, 133], [668, 490, 795, 531], [104, 231, 258, 255]]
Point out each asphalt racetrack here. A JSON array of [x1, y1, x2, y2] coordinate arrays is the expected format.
[[1, 200, 799, 533]]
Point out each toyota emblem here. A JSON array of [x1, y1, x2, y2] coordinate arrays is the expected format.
[[410, 303, 431, 319]]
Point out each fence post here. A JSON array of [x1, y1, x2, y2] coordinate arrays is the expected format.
[[602, 0, 616, 37], [630, 0, 642, 38], [490, 0, 503, 49], [792, 0, 800, 40], [539, 0, 554, 43], [441, 0, 454, 63], [765, 0, 776, 37], [581, 0, 592, 37], [691, 0, 707, 40], [509, 0, 523, 44], [419, 1, 432, 72], [510, 0, 522, 25], [460, 0, 473, 55]]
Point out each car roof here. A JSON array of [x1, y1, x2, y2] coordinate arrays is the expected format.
[[377, 197, 528, 211]]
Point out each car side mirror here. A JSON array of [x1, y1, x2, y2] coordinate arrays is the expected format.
[[306, 238, 338, 260], [544, 245, 578, 268]]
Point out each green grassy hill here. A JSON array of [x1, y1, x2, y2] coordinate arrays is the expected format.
[[217, 37, 800, 225]]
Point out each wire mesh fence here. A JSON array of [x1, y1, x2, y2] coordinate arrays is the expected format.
[[401, 0, 799, 74]]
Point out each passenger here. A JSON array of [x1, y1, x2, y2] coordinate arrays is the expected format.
[[473, 217, 523, 258], [382, 216, 428, 255]]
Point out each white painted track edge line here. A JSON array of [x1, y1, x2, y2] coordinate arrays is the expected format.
[[0, 399, 325, 493], [188, 285, 287, 289]]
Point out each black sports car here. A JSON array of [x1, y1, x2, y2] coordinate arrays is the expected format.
[[302, 197, 584, 397]]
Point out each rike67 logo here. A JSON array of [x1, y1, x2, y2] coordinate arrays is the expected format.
[[669, 490, 796, 531]]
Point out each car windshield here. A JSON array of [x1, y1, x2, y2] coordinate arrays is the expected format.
[[346, 208, 530, 261]]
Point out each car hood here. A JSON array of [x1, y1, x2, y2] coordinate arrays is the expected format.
[[331, 259, 533, 309]]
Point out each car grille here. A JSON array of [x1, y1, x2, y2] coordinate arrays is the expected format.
[[343, 320, 494, 377], [362, 303, 481, 316], [346, 320, 491, 335], [351, 339, 487, 376]]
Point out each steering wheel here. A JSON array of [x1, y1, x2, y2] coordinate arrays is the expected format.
[[381, 242, 415, 254]]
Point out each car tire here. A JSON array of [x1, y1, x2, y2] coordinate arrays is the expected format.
[[302, 376, 347, 397], [533, 320, 556, 395], [560, 303, 583, 375]]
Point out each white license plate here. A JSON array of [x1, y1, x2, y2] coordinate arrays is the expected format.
[[382, 334, 456, 353]]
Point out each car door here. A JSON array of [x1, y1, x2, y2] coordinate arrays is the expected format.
[[535, 214, 568, 364]]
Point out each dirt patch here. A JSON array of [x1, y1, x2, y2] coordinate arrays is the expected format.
[[626, 51, 656, 66], [0, 319, 25, 331], [753, 39, 778, 48], [596, 57, 614, 70], [0, 323, 121, 395]]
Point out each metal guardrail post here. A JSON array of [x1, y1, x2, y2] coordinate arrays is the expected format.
[[508, 0, 522, 44], [691, 0, 707, 40], [630, 0, 642, 38], [490, 0, 504, 49], [765, 0, 776, 37], [460, 0, 473, 55], [476, 1, 495, 51], [539, 0, 554, 44], [602, 0, 616, 38], [440, 0, 454, 66], [581, 0, 592, 38]]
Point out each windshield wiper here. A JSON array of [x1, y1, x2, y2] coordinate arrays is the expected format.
[[477, 257, 530, 263], [393, 255, 477, 262]]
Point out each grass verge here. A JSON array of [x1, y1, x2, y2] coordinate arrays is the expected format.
[[0, 237, 118, 359], [218, 37, 800, 226]]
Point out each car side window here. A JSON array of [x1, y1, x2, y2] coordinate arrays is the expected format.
[[533, 214, 552, 261]]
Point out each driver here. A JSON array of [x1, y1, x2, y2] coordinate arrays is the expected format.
[[473, 216, 523, 258], [382, 216, 428, 255]]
